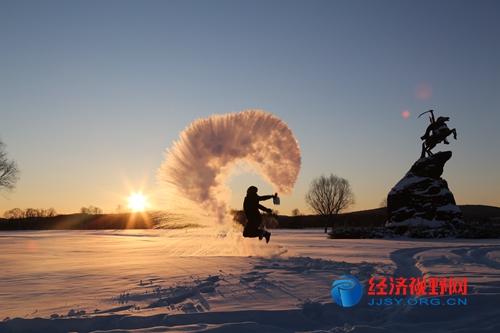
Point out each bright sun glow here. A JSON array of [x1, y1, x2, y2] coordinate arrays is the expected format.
[[127, 192, 149, 212]]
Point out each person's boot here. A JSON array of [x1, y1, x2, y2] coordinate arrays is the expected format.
[[259, 233, 263, 241], [265, 231, 271, 244]]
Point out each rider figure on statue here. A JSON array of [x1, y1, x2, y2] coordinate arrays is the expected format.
[[419, 109, 458, 158]]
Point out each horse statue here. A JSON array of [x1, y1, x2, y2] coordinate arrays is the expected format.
[[419, 110, 458, 158]]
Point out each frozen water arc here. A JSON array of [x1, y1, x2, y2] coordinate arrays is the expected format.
[[159, 109, 301, 223]]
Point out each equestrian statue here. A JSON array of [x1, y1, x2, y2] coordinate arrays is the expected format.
[[419, 109, 458, 158]]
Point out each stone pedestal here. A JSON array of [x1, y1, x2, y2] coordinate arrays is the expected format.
[[386, 151, 463, 237]]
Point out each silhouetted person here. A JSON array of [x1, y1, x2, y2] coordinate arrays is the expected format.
[[243, 186, 276, 243]]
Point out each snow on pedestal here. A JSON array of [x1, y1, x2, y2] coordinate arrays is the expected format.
[[386, 151, 464, 237]]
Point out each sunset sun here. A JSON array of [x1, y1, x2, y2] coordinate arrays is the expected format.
[[127, 192, 149, 212]]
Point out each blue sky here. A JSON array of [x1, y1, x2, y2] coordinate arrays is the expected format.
[[1, 0, 499, 214]]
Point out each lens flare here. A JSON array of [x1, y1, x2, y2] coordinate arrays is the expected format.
[[159, 109, 301, 223], [415, 83, 432, 100], [401, 110, 411, 119]]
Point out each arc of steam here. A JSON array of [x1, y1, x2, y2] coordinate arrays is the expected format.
[[159, 109, 301, 222]]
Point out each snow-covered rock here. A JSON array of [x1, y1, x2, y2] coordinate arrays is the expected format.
[[386, 151, 463, 237]]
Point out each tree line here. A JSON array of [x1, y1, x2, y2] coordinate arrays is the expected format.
[[3, 207, 57, 219], [2, 206, 105, 219]]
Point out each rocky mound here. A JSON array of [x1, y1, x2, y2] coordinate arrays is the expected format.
[[386, 151, 463, 237]]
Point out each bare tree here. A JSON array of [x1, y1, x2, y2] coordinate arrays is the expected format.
[[0, 140, 19, 191], [115, 204, 124, 214], [380, 197, 387, 208], [81, 205, 103, 215], [305, 174, 354, 233], [24, 208, 40, 218], [42, 207, 57, 217], [3, 208, 25, 219], [291, 208, 302, 216]]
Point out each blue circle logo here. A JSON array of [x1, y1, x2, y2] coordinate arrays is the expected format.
[[331, 275, 363, 307]]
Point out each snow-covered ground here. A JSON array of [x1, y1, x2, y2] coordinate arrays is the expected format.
[[0, 229, 499, 332]]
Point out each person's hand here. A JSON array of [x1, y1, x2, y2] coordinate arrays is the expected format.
[[273, 192, 278, 198]]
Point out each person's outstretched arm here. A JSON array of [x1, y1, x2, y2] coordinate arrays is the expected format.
[[258, 204, 272, 213], [258, 194, 274, 201]]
